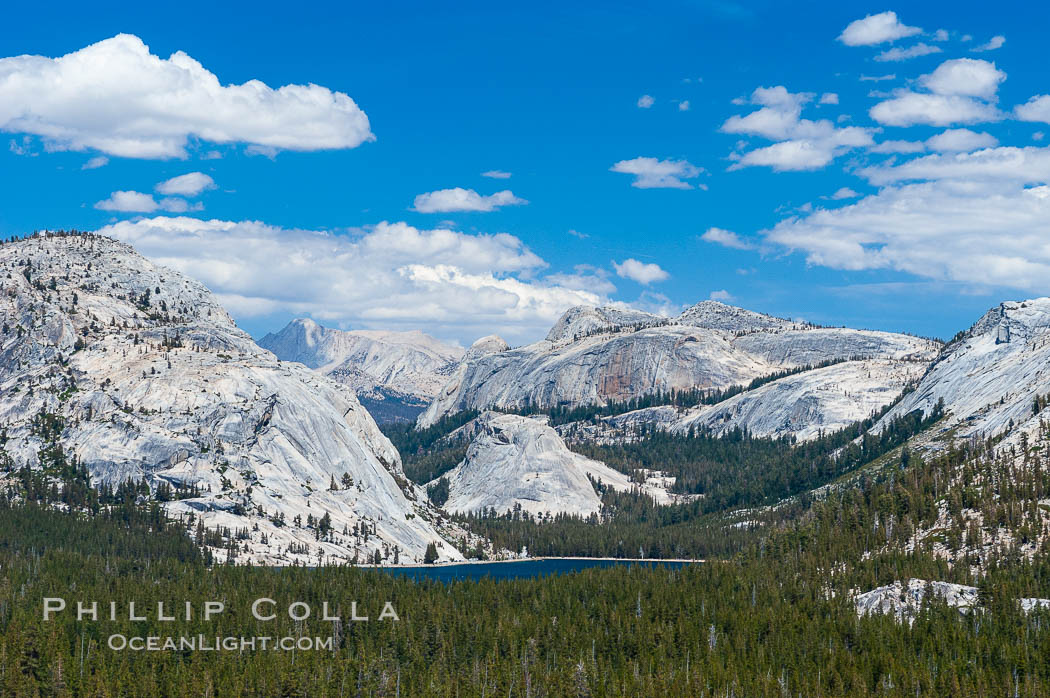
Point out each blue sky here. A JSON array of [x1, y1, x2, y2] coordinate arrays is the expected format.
[[2, 1, 1049, 345]]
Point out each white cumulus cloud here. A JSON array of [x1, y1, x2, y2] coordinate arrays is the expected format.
[[925, 128, 998, 152], [921, 58, 1006, 99], [155, 172, 216, 196], [870, 92, 1001, 127], [875, 42, 941, 62], [412, 188, 527, 213], [481, 170, 512, 179], [96, 217, 606, 344], [861, 146, 1050, 185], [610, 157, 702, 189], [637, 95, 655, 108], [722, 86, 873, 171], [94, 191, 199, 213], [0, 34, 373, 158], [613, 258, 670, 284], [869, 59, 1005, 127], [838, 11, 921, 46], [1016, 96, 1050, 125], [764, 180, 1050, 291]]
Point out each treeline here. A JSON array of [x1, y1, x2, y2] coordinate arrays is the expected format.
[[576, 398, 945, 503], [508, 357, 854, 426], [0, 229, 100, 246], [458, 486, 765, 559], [381, 409, 478, 483], [457, 401, 944, 560]]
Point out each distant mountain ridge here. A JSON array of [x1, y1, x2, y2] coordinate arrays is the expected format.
[[418, 300, 939, 428], [258, 318, 463, 421]]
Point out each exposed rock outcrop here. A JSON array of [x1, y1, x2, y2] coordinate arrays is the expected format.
[[430, 412, 679, 517], [0, 233, 464, 565], [876, 298, 1050, 441], [419, 301, 939, 428], [571, 358, 928, 443]]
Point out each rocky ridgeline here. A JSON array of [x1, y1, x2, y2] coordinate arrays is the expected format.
[[878, 298, 1050, 445], [0, 233, 465, 565], [258, 318, 462, 416], [419, 301, 940, 428]]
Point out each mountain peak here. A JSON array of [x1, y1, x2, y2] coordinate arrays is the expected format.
[[465, 334, 510, 359], [545, 305, 664, 343], [258, 318, 463, 403], [676, 300, 794, 333]]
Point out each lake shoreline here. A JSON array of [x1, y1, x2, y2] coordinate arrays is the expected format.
[[375, 556, 703, 570]]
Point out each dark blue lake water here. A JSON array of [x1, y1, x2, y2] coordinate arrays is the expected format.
[[373, 558, 695, 582]]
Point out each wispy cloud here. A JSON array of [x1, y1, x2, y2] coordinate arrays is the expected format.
[[412, 188, 527, 213], [972, 35, 1005, 52], [610, 157, 703, 189]]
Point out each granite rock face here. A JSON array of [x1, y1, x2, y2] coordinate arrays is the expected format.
[[258, 319, 462, 415], [854, 579, 979, 623], [557, 359, 928, 444], [0, 234, 464, 565], [419, 301, 939, 428], [855, 578, 1050, 623], [430, 412, 679, 517], [876, 298, 1050, 441]]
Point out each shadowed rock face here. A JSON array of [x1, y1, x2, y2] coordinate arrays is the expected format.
[[418, 301, 940, 428], [0, 234, 464, 565], [258, 319, 462, 405]]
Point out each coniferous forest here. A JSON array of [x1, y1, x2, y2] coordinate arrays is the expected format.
[[6, 411, 1050, 695]]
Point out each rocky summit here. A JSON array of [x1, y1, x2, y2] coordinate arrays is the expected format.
[[877, 298, 1050, 443]]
